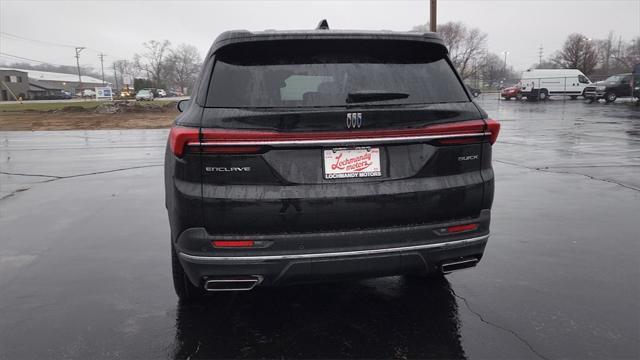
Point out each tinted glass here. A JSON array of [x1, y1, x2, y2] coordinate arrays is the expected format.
[[206, 40, 467, 108], [606, 75, 623, 83]]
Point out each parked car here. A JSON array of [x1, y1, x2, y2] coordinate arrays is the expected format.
[[501, 85, 521, 100], [465, 84, 481, 97], [165, 22, 500, 300], [157, 89, 167, 97], [77, 89, 96, 98], [584, 73, 635, 103], [135, 89, 154, 101], [167, 90, 184, 97], [519, 68, 591, 100]]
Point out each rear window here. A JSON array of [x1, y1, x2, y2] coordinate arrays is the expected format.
[[206, 40, 468, 108]]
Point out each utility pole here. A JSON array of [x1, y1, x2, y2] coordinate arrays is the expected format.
[[113, 62, 119, 92], [99, 53, 106, 85], [617, 36, 622, 58], [75, 47, 85, 92], [538, 45, 543, 65], [430, 0, 437, 32], [502, 51, 509, 71]]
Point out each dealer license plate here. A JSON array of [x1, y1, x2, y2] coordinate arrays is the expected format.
[[323, 147, 382, 179]]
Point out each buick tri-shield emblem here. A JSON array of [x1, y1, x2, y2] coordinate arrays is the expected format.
[[346, 113, 363, 129]]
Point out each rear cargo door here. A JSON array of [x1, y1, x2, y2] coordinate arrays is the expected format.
[[198, 39, 495, 235]]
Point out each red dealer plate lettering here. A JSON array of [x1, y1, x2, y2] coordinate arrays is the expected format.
[[323, 147, 382, 179]]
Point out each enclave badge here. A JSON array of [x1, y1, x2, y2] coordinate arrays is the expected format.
[[346, 113, 363, 129]]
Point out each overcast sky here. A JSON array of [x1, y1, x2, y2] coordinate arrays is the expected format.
[[1, 0, 639, 72]]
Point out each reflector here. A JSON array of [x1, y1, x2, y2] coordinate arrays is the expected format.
[[447, 223, 479, 233], [213, 240, 255, 248]]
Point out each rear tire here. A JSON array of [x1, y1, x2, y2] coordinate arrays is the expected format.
[[570, 95, 578, 100], [604, 92, 617, 103], [539, 90, 548, 101], [172, 245, 203, 301]]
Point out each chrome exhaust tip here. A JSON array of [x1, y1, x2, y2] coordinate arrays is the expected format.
[[204, 275, 263, 292], [441, 258, 479, 273]]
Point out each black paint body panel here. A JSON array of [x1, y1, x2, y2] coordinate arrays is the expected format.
[[164, 30, 496, 288]]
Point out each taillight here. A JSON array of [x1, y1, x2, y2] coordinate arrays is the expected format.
[[212, 240, 255, 248], [485, 119, 500, 144], [168, 126, 199, 157], [197, 119, 489, 145], [434, 119, 500, 145], [177, 119, 500, 151]]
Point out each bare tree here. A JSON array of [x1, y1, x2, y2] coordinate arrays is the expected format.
[[595, 31, 615, 74], [611, 36, 640, 71], [553, 33, 598, 74], [481, 52, 519, 85], [165, 44, 202, 94], [412, 22, 487, 80], [137, 40, 171, 87]]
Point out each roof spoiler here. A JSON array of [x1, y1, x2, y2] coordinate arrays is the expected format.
[[316, 19, 330, 30]]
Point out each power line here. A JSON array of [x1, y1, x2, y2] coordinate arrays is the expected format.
[[0, 52, 74, 67], [0, 31, 77, 49], [0, 31, 103, 54]]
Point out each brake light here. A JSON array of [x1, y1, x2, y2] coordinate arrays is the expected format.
[[447, 223, 479, 233], [186, 119, 499, 150], [212, 240, 255, 248], [485, 119, 500, 145], [168, 126, 199, 157], [197, 119, 489, 144]]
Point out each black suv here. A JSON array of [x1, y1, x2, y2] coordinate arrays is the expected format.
[[165, 23, 500, 300], [584, 73, 636, 103]]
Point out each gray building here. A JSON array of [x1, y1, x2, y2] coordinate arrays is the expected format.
[[0, 69, 29, 101], [0, 67, 110, 101]]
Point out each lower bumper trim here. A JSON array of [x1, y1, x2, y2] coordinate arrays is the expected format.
[[179, 234, 489, 264]]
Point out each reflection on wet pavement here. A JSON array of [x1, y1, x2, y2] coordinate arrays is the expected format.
[[172, 277, 464, 359]]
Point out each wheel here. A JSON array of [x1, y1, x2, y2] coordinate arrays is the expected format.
[[539, 90, 548, 101], [604, 92, 617, 103], [586, 98, 595, 104], [570, 95, 578, 100], [503, 97, 511, 100], [172, 244, 203, 301]]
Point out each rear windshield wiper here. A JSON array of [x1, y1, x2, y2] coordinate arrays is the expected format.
[[346, 90, 410, 103]]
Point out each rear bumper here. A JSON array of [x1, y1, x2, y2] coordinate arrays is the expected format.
[[175, 210, 490, 288]]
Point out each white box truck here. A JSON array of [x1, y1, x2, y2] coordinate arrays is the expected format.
[[518, 69, 592, 100]]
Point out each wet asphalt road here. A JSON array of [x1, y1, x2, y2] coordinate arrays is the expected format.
[[0, 98, 639, 359]]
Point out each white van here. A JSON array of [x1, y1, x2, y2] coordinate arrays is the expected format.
[[519, 69, 592, 100]]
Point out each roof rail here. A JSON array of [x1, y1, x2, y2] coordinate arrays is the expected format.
[[316, 19, 330, 30]]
